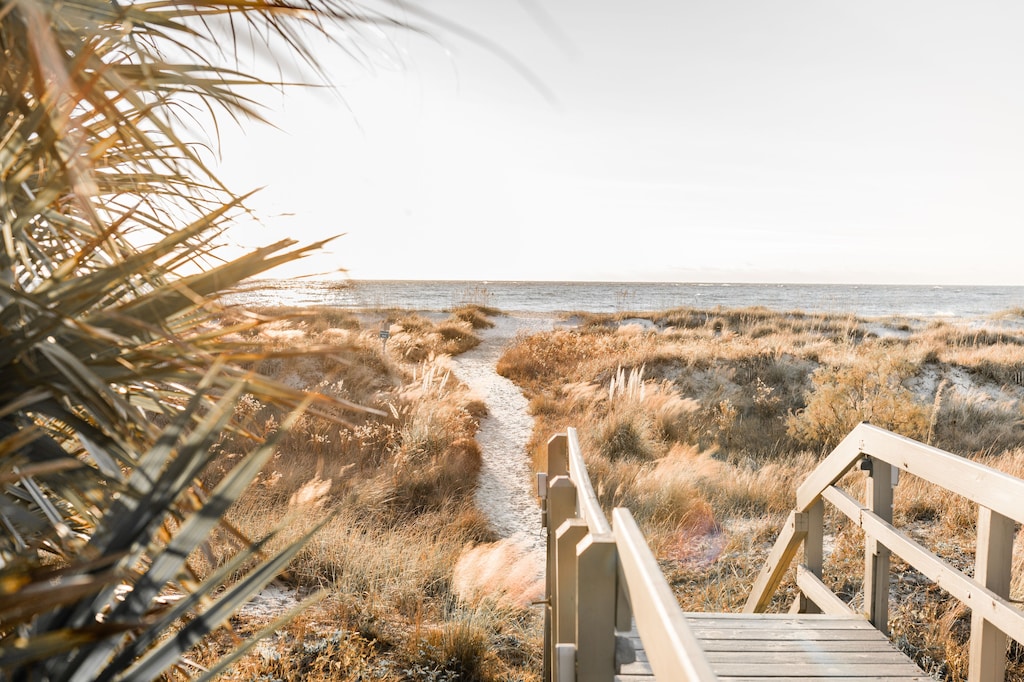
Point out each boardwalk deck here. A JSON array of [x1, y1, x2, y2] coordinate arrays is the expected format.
[[615, 613, 930, 681]]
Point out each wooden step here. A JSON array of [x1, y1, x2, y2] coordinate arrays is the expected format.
[[615, 613, 930, 681]]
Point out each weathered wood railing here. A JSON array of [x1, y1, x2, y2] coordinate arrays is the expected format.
[[538, 428, 716, 681], [541, 422, 1023, 680], [745, 422, 1024, 682]]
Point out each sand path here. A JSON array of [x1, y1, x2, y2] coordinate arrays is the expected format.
[[451, 313, 557, 555]]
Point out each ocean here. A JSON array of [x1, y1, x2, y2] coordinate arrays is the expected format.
[[227, 279, 1024, 320]]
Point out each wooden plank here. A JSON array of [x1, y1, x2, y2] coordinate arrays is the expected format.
[[742, 510, 807, 613], [546, 474, 576, 682], [618, 660, 653, 675], [687, 614, 870, 628], [616, 561, 633, 632], [686, 619, 869, 629], [864, 457, 893, 633], [717, 678, 931, 682], [577, 533, 617, 681], [795, 565, 857, 617], [567, 427, 611, 534], [697, 639, 910, 653], [554, 643, 575, 682], [688, 612, 853, 619], [688, 627, 887, 641], [688, 622, 874, 633], [554, 519, 588, 645], [702, 649, 914, 664], [547, 433, 569, 477], [625, 613, 926, 680], [713, 662, 924, 676], [801, 499, 825, 614]]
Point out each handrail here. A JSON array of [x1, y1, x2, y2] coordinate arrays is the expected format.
[[542, 430, 717, 681], [613, 508, 717, 681], [566, 427, 612, 536], [797, 422, 1024, 523], [746, 422, 1024, 682], [822, 484, 1024, 642]]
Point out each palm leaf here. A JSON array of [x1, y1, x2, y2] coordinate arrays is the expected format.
[[0, 0, 431, 678], [113, 517, 330, 682], [64, 399, 311, 676]]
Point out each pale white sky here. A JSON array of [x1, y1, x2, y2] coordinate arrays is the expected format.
[[215, 0, 1024, 285]]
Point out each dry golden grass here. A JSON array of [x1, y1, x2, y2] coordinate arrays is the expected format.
[[192, 306, 541, 681], [453, 537, 545, 610], [500, 305, 1024, 681], [188, 303, 1024, 680], [452, 304, 500, 330]]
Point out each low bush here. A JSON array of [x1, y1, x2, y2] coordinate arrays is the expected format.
[[452, 304, 499, 329], [787, 345, 930, 451]]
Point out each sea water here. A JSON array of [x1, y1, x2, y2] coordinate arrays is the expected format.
[[227, 279, 1024, 320]]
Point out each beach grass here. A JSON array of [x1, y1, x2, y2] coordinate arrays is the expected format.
[[498, 305, 1024, 680], [189, 302, 1024, 681], [194, 305, 542, 681]]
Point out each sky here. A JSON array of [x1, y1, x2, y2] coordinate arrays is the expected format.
[[214, 1, 1024, 285]]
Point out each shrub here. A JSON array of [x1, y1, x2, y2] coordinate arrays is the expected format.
[[405, 621, 492, 682], [452, 305, 498, 329], [437, 320, 482, 354], [787, 346, 930, 451]]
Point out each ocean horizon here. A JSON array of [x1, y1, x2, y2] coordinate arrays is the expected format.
[[227, 279, 1024, 321]]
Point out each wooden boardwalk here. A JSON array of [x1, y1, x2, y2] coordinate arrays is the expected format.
[[541, 424, 1024, 682], [615, 614, 929, 681]]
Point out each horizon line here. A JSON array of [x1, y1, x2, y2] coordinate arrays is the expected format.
[[246, 275, 1024, 288]]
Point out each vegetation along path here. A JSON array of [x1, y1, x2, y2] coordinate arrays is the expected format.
[[451, 313, 556, 554]]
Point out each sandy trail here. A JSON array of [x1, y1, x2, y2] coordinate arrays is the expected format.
[[240, 313, 557, 620], [451, 313, 557, 555]]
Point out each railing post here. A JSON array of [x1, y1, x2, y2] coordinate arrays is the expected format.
[[546, 475, 577, 682], [554, 644, 576, 682], [798, 499, 825, 614], [615, 561, 632, 633], [968, 506, 1015, 682], [548, 433, 569, 478], [556, 519, 589, 648], [544, 433, 571, 682], [863, 456, 892, 634], [575, 534, 617, 682]]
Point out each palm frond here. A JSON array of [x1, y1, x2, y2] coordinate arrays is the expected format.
[[0, 0, 413, 676]]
